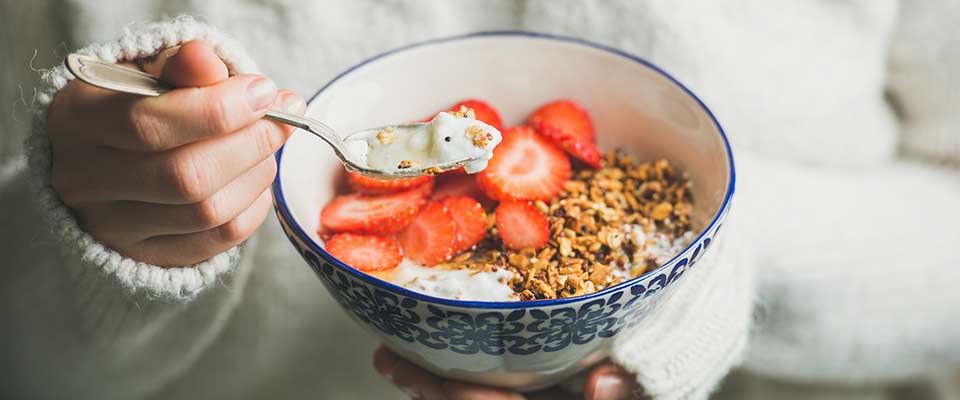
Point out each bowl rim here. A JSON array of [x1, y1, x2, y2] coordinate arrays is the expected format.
[[273, 30, 736, 309]]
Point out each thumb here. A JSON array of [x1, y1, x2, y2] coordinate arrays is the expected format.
[[584, 363, 640, 400], [142, 40, 229, 87]]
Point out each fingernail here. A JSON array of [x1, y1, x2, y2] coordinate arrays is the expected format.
[[246, 77, 277, 111], [593, 374, 628, 400], [282, 94, 307, 115]]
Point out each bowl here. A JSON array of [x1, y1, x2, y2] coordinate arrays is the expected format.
[[272, 31, 735, 391]]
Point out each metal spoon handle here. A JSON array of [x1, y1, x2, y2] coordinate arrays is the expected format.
[[64, 54, 346, 153]]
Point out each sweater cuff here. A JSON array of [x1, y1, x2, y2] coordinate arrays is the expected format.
[[25, 16, 258, 301], [611, 223, 755, 400]]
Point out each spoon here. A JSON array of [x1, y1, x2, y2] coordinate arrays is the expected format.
[[64, 54, 471, 180]]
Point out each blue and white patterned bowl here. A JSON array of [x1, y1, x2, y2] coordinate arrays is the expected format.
[[272, 32, 735, 391]]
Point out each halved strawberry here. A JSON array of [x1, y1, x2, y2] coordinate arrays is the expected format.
[[347, 172, 434, 195], [495, 200, 550, 250], [527, 100, 601, 168], [527, 99, 595, 141], [320, 186, 428, 234], [421, 99, 505, 131], [441, 196, 487, 253], [325, 233, 402, 272], [450, 99, 504, 131], [398, 202, 458, 266], [476, 126, 571, 201]]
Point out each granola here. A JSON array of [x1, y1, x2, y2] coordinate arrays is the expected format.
[[450, 105, 477, 119], [441, 150, 694, 300], [397, 160, 420, 169], [376, 127, 398, 145]]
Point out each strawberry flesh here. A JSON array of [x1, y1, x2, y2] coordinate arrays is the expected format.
[[325, 233, 403, 272], [495, 200, 550, 250], [441, 196, 487, 253], [527, 99, 601, 168], [477, 126, 571, 201], [398, 202, 458, 266], [320, 186, 428, 234]]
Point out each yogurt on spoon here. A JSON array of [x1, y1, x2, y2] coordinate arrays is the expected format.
[[351, 107, 503, 175]]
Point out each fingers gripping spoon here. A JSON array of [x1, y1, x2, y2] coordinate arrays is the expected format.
[[65, 54, 490, 180]]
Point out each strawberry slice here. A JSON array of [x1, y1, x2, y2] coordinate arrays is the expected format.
[[527, 100, 601, 168], [450, 99, 504, 131], [476, 126, 571, 201], [441, 196, 487, 253], [556, 137, 602, 169], [398, 202, 458, 266], [320, 186, 428, 234], [347, 172, 434, 195], [325, 233, 402, 272], [527, 99, 595, 141], [495, 200, 550, 250]]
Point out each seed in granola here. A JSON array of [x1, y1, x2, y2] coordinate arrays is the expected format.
[[466, 125, 492, 147], [558, 237, 573, 257], [598, 227, 624, 250], [589, 241, 603, 252], [589, 263, 609, 286], [451, 105, 477, 119], [397, 160, 420, 169], [564, 180, 587, 194], [423, 166, 444, 175], [508, 253, 530, 269], [675, 202, 693, 216], [534, 200, 550, 214], [535, 280, 557, 299], [583, 280, 596, 293], [376, 127, 397, 145], [651, 202, 674, 221], [644, 181, 663, 193], [598, 206, 620, 222], [452, 251, 473, 263], [567, 273, 582, 290]]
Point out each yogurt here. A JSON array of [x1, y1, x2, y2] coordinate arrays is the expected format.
[[387, 260, 518, 301], [360, 111, 502, 174], [380, 223, 694, 302]]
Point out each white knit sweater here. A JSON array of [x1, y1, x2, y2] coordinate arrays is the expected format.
[[1, 1, 958, 399]]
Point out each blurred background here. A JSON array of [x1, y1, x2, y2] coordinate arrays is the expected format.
[[1, 1, 958, 399]]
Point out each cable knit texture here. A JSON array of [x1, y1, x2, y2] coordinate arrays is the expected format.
[[25, 16, 256, 300], [888, 0, 960, 164], [612, 224, 754, 400]]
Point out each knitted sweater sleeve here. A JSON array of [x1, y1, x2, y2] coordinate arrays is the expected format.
[[611, 224, 755, 400], [25, 16, 258, 300], [888, 0, 960, 164], [0, 16, 261, 398]]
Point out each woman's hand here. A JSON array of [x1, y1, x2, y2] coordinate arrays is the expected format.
[[373, 346, 640, 400], [46, 40, 306, 266]]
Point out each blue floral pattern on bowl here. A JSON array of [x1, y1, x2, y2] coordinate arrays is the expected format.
[[276, 209, 723, 356]]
